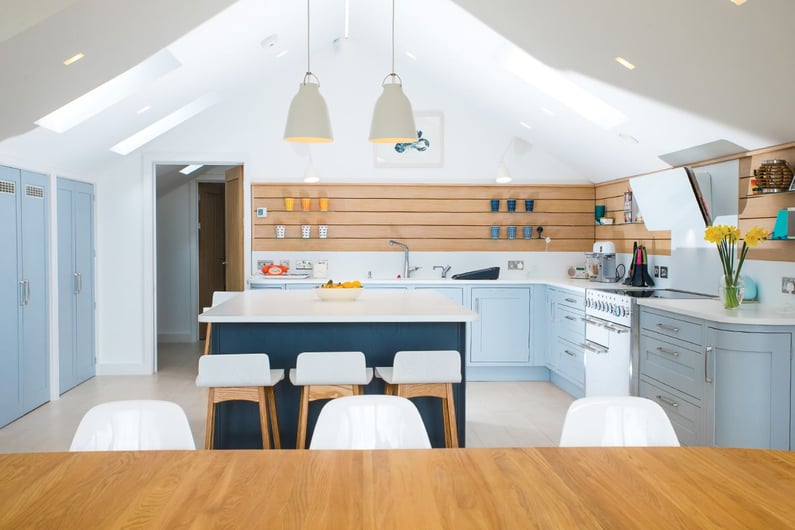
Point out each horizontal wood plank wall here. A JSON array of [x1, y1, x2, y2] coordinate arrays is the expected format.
[[735, 143, 795, 262], [251, 184, 595, 252], [594, 179, 672, 255]]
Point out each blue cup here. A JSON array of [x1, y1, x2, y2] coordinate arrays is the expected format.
[[490, 199, 500, 212], [490, 226, 500, 239], [507, 226, 517, 239], [507, 199, 516, 212], [523, 226, 532, 239], [525, 199, 534, 212]]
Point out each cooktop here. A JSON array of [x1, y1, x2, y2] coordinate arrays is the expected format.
[[590, 288, 715, 300]]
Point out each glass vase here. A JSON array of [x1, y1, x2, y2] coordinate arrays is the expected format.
[[719, 275, 744, 309]]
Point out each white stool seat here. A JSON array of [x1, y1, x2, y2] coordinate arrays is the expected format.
[[70, 400, 195, 451], [290, 351, 374, 449], [196, 353, 285, 387], [374, 350, 462, 448], [559, 396, 680, 447], [196, 353, 282, 450], [310, 395, 431, 450]]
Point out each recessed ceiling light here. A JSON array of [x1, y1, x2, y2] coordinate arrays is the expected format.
[[179, 164, 204, 175], [275, 49, 289, 58], [37, 50, 180, 133], [110, 93, 217, 155], [136, 105, 152, 115], [615, 56, 636, 70], [63, 53, 85, 66], [731, 0, 747, 5], [519, 121, 532, 129], [405, 51, 417, 60]]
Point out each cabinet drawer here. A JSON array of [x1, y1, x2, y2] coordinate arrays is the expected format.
[[639, 333, 705, 401], [639, 376, 705, 447], [552, 288, 584, 311], [554, 337, 584, 386], [640, 309, 704, 346], [557, 305, 584, 344]]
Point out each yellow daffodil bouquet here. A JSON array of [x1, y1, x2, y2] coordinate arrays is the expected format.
[[704, 224, 769, 308]]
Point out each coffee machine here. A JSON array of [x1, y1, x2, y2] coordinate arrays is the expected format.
[[586, 241, 619, 283]]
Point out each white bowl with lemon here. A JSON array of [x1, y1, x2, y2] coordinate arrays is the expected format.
[[314, 280, 363, 301]]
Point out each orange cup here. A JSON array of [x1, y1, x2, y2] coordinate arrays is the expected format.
[[284, 197, 295, 211], [301, 197, 312, 211], [319, 197, 329, 211]]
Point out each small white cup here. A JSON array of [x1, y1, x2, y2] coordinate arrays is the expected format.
[[301, 225, 311, 238], [275, 225, 285, 238], [318, 225, 328, 239]]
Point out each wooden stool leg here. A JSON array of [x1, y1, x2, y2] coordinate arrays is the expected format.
[[296, 386, 310, 449], [266, 387, 281, 449], [205, 388, 216, 450], [202, 323, 212, 356], [444, 383, 459, 448], [258, 387, 271, 449]]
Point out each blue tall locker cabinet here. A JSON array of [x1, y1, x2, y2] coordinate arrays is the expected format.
[[58, 178, 95, 393], [0, 165, 50, 428]]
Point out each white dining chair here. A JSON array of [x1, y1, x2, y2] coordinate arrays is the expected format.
[[309, 395, 431, 450], [202, 291, 238, 355], [195, 353, 284, 449], [559, 396, 680, 447], [70, 400, 196, 451], [374, 350, 462, 447], [289, 351, 373, 449]]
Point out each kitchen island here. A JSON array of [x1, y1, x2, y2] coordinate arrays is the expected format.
[[199, 289, 477, 449]]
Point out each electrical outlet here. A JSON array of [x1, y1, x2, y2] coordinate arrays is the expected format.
[[508, 260, 524, 270], [653, 266, 659, 278], [782, 277, 795, 294], [256, 207, 267, 218], [659, 266, 668, 279], [256, 260, 269, 270], [295, 260, 312, 270]]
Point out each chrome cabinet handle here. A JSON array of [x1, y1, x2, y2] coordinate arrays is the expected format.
[[657, 346, 680, 357], [564, 315, 576, 321], [705, 345, 713, 384], [19, 280, 25, 306], [74, 272, 81, 294], [563, 349, 577, 357], [565, 297, 577, 303], [26, 280, 31, 305], [656, 323, 680, 333], [656, 395, 679, 408]]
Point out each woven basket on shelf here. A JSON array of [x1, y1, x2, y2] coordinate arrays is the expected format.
[[755, 159, 794, 191]]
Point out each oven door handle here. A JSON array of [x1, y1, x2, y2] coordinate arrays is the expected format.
[[603, 323, 629, 334], [581, 317, 604, 327], [581, 340, 609, 354]]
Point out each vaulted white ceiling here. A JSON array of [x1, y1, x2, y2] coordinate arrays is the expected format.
[[1, 0, 792, 182]]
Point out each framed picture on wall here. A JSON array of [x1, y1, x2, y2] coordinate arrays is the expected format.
[[373, 111, 444, 168]]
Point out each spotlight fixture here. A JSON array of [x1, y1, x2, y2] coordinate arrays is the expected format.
[[284, 0, 333, 143]]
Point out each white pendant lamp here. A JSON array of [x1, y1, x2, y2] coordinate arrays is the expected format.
[[495, 162, 512, 184], [284, 0, 333, 143], [369, 0, 417, 143]]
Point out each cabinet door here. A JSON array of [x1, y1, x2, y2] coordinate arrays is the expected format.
[[470, 288, 530, 364], [0, 166, 22, 427], [707, 328, 791, 450], [20, 170, 49, 412], [415, 286, 463, 305]]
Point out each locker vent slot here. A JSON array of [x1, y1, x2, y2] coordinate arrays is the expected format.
[[0, 180, 15, 195], [26, 185, 44, 199]]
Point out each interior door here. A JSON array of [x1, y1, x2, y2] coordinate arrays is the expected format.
[[198, 182, 225, 339], [224, 166, 244, 291], [0, 166, 22, 427]]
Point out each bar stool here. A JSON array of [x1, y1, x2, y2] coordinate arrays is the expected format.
[[289, 351, 373, 449], [375, 350, 462, 448], [195, 353, 284, 449], [202, 291, 238, 356]]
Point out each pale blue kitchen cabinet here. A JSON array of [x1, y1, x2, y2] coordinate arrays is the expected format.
[[0, 166, 50, 427], [415, 286, 463, 304], [58, 178, 95, 393], [469, 287, 531, 364], [546, 287, 585, 397]]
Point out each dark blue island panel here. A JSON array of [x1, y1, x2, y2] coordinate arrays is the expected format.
[[211, 321, 467, 449]]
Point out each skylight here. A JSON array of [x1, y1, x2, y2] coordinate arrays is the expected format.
[[110, 93, 217, 155], [179, 164, 204, 175], [498, 44, 628, 130], [36, 50, 181, 133]]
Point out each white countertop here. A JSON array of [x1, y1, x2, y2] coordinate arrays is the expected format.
[[637, 298, 795, 326], [199, 288, 478, 324]]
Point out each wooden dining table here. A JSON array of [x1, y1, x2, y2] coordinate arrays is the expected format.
[[2, 447, 795, 528]]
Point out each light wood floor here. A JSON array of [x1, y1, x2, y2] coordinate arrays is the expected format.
[[0, 342, 573, 452]]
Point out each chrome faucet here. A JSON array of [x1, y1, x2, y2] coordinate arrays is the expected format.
[[388, 239, 420, 278], [434, 265, 452, 279]]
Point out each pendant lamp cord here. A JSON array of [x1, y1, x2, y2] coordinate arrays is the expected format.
[[306, 0, 311, 76], [390, 0, 395, 75]]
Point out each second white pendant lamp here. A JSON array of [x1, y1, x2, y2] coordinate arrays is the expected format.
[[284, 0, 333, 143], [369, 0, 417, 143]]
